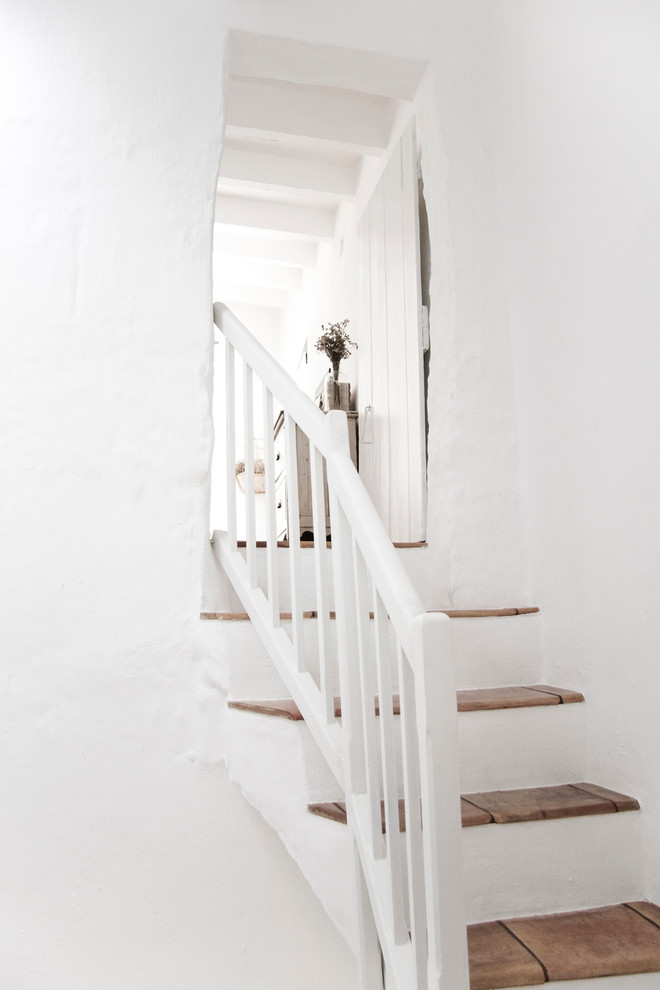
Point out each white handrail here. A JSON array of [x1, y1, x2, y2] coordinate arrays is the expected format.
[[216, 303, 425, 637], [213, 301, 468, 990]]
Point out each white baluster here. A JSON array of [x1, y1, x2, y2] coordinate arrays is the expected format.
[[284, 412, 305, 672], [328, 423, 366, 795], [262, 384, 280, 627], [398, 641, 428, 990], [354, 540, 385, 859], [225, 338, 236, 547], [310, 443, 334, 721], [374, 592, 407, 944], [243, 362, 257, 589]]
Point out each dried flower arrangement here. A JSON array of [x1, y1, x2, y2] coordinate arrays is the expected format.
[[314, 319, 357, 381]]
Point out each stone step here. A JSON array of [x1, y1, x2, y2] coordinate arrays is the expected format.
[[308, 782, 639, 832], [468, 901, 660, 988]]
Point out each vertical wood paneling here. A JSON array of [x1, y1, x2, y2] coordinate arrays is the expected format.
[[400, 120, 427, 540], [383, 137, 408, 541], [357, 205, 374, 496], [357, 117, 426, 542], [366, 181, 390, 532]]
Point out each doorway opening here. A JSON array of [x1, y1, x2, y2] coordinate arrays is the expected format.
[[212, 31, 430, 543]]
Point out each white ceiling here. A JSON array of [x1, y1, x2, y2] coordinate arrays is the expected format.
[[213, 33, 426, 320]]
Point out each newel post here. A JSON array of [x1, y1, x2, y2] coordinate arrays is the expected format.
[[416, 612, 470, 989]]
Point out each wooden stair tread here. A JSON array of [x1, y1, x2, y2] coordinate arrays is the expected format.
[[227, 685, 584, 721], [469, 902, 660, 988], [233, 539, 427, 549], [308, 782, 639, 831], [202, 606, 539, 620]]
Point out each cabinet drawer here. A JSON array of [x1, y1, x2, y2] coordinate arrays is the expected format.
[[275, 473, 287, 541]]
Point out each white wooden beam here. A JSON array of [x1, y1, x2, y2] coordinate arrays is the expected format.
[[215, 193, 335, 240], [219, 144, 359, 200], [214, 230, 318, 268], [216, 281, 290, 311], [226, 76, 394, 155], [215, 257, 303, 292], [229, 31, 426, 102]]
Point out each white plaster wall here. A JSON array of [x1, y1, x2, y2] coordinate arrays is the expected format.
[[0, 2, 358, 985], [481, 1, 660, 902], [10, 0, 660, 983]]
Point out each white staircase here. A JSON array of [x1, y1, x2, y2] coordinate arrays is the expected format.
[[207, 303, 660, 990]]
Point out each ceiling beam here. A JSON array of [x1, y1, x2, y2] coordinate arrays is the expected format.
[[214, 257, 304, 293], [226, 76, 394, 155], [215, 193, 335, 240], [216, 281, 290, 311], [213, 231, 318, 268], [228, 32, 426, 102], [219, 144, 359, 200]]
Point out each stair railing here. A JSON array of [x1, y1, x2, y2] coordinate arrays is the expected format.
[[214, 302, 469, 990]]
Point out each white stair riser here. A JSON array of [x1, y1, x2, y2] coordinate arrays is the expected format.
[[205, 537, 545, 690], [207, 618, 562, 773], [205, 537, 434, 614], [451, 613, 543, 688], [458, 703, 586, 791], [227, 696, 587, 801], [462, 811, 644, 923], [200, 620, 288, 699], [226, 708, 642, 929], [513, 975, 660, 990]]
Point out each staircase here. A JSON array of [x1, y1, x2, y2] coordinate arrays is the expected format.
[[208, 303, 660, 989]]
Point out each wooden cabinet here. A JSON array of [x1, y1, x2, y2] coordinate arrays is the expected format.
[[274, 410, 358, 540]]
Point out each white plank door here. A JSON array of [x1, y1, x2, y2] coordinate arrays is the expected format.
[[357, 118, 426, 542]]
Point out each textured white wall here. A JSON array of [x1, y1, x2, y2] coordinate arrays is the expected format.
[[482, 0, 660, 902], [6, 0, 659, 984], [0, 1, 358, 986]]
